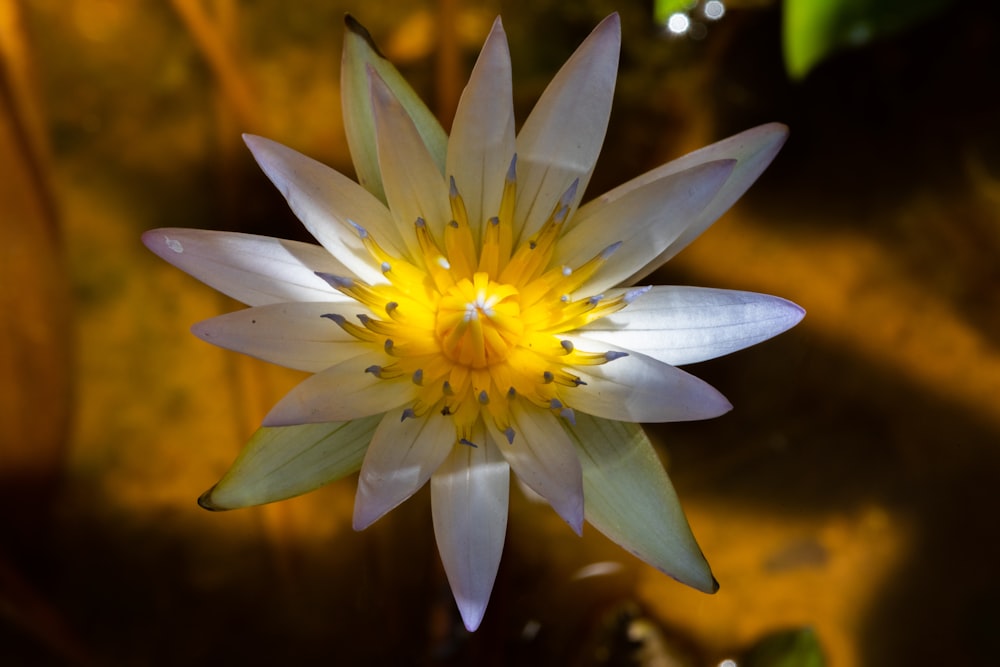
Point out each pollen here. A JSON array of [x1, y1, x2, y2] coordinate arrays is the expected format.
[[321, 157, 635, 443]]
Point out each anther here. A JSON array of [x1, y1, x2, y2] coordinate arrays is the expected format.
[[623, 285, 652, 303], [364, 365, 382, 377], [600, 241, 623, 260], [442, 381, 454, 396], [549, 399, 563, 409], [400, 408, 416, 422], [604, 350, 629, 361], [441, 405, 452, 416], [315, 272, 354, 289], [381, 261, 392, 273], [321, 313, 347, 325], [385, 302, 398, 315], [411, 369, 423, 385], [384, 339, 395, 354], [504, 426, 515, 444], [348, 220, 368, 238], [560, 407, 577, 425], [506, 154, 518, 182], [542, 371, 554, 384], [561, 340, 575, 353], [478, 390, 489, 405], [507, 387, 517, 399], [459, 438, 478, 448]]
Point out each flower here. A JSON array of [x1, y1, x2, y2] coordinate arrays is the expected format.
[[143, 13, 803, 631]]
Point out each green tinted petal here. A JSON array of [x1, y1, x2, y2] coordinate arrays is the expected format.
[[199, 417, 381, 510], [341, 15, 447, 202], [567, 412, 716, 593]]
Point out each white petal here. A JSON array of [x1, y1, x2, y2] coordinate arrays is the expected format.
[[554, 160, 734, 295], [487, 401, 584, 534], [566, 413, 716, 593], [353, 409, 456, 530], [369, 70, 452, 260], [563, 337, 732, 423], [191, 301, 373, 373], [262, 351, 415, 426], [513, 13, 620, 243], [576, 286, 805, 366], [431, 427, 510, 631], [577, 123, 789, 285], [199, 417, 381, 510], [341, 15, 447, 202], [446, 18, 516, 244], [243, 135, 401, 284], [142, 228, 347, 307]]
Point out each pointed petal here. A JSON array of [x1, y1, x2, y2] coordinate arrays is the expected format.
[[244, 135, 402, 284], [341, 15, 447, 202], [191, 301, 373, 373], [488, 401, 583, 534], [514, 13, 620, 243], [369, 70, 451, 257], [563, 338, 732, 423], [446, 18, 516, 243], [580, 123, 789, 284], [554, 160, 735, 295], [198, 417, 381, 510], [431, 429, 510, 631], [142, 228, 347, 307], [566, 413, 716, 592], [353, 409, 456, 529], [262, 351, 415, 426], [576, 287, 805, 366]]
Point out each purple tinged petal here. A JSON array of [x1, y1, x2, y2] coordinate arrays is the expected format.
[[190, 301, 375, 373], [431, 428, 510, 631], [564, 337, 732, 423], [262, 352, 415, 426], [447, 17, 516, 246], [141, 228, 350, 307], [488, 401, 584, 534], [576, 286, 805, 366], [514, 13, 621, 244], [368, 69, 452, 259], [243, 135, 404, 283], [353, 410, 456, 530], [554, 159, 735, 296]]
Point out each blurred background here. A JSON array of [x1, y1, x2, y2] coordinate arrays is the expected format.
[[2, 0, 998, 664]]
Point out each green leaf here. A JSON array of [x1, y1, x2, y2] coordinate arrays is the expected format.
[[783, 0, 954, 79], [200, 416, 382, 510], [566, 413, 716, 593], [340, 15, 447, 203]]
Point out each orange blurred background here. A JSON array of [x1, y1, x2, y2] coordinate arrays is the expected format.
[[2, 0, 999, 664]]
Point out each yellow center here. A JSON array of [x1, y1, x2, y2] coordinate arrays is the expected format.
[[319, 161, 633, 444], [435, 274, 522, 368]]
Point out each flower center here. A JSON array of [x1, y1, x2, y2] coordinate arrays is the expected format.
[[316, 158, 638, 444], [435, 274, 523, 368]]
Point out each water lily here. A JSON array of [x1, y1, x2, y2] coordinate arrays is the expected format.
[[144, 13, 802, 631]]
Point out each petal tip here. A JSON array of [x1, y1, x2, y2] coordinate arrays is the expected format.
[[456, 600, 487, 632], [197, 486, 229, 511], [344, 14, 384, 57]]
